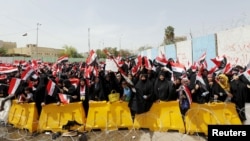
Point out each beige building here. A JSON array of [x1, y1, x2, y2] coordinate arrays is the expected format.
[[0, 40, 17, 54], [11, 44, 64, 58]]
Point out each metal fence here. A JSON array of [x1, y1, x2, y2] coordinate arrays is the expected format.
[[0, 56, 86, 63]]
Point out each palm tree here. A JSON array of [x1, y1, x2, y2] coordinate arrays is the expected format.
[[164, 26, 175, 45]]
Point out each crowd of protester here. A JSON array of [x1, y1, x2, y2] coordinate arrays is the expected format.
[[0, 55, 249, 124]]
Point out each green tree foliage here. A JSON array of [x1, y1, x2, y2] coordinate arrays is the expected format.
[[60, 45, 83, 58], [164, 26, 175, 45], [95, 47, 135, 59], [0, 48, 7, 56]]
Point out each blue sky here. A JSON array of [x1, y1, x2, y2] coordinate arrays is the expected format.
[[0, 0, 250, 53]]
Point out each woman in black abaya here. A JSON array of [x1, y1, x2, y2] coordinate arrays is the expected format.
[[230, 72, 248, 122], [129, 74, 154, 116], [154, 71, 175, 102]]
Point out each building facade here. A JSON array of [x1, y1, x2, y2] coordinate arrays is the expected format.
[[11, 44, 64, 58], [0, 40, 17, 54]]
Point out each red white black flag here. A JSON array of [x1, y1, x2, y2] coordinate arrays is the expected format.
[[69, 78, 79, 88], [0, 66, 18, 74], [58, 93, 71, 104], [8, 78, 22, 95], [182, 85, 192, 105], [239, 69, 250, 85], [155, 51, 168, 66], [21, 67, 35, 80], [170, 62, 186, 74], [86, 50, 97, 65], [46, 79, 57, 96], [57, 55, 69, 64]]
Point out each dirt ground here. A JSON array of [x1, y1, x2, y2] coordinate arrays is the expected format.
[[0, 124, 207, 141]]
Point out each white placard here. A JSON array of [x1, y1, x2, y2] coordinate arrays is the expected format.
[[105, 59, 119, 72]]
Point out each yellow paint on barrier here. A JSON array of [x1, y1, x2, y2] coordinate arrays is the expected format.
[[8, 100, 38, 133]]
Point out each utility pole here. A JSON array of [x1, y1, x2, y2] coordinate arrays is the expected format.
[[36, 23, 41, 58], [36, 23, 42, 47]]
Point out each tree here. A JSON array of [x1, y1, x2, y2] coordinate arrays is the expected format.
[[95, 47, 135, 59], [0, 48, 7, 56], [164, 26, 175, 45], [119, 49, 134, 58], [60, 45, 83, 58], [95, 49, 106, 58]]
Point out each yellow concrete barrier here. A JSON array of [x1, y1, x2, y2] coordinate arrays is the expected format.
[[38, 102, 85, 133], [185, 102, 242, 135], [8, 100, 38, 133], [133, 101, 185, 133], [110, 101, 133, 130], [85, 101, 116, 131], [85, 101, 133, 131]]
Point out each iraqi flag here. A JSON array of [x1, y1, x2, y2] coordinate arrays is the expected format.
[[195, 72, 208, 91], [46, 79, 57, 96], [57, 55, 69, 64], [8, 78, 22, 95], [155, 51, 168, 66], [69, 78, 79, 88], [211, 55, 227, 69], [86, 50, 97, 65], [197, 52, 207, 70], [0, 74, 7, 80], [21, 67, 35, 80], [182, 85, 192, 105], [58, 93, 71, 104], [170, 62, 186, 74], [239, 69, 250, 85], [142, 56, 152, 70], [131, 55, 142, 76], [119, 68, 134, 86], [0, 66, 18, 74]]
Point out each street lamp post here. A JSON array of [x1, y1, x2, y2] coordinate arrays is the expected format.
[[36, 23, 41, 58]]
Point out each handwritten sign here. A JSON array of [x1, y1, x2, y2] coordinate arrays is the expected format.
[[217, 25, 250, 67], [176, 40, 192, 67]]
